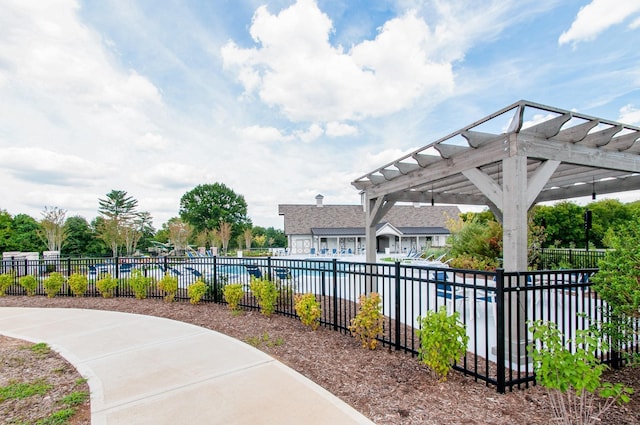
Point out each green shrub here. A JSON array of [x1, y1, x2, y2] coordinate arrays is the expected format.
[[68, 273, 88, 297], [96, 274, 118, 298], [43, 272, 65, 298], [528, 320, 633, 425], [157, 273, 179, 303], [417, 308, 469, 381], [0, 273, 13, 296], [188, 279, 208, 305], [222, 283, 244, 311], [349, 292, 383, 350], [19, 275, 38, 296], [294, 293, 321, 330], [250, 277, 278, 316], [129, 269, 152, 300]]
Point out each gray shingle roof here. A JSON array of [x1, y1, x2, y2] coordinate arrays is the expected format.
[[278, 204, 460, 235]]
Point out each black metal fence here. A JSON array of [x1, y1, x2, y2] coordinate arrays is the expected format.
[[1, 255, 637, 393], [537, 248, 606, 269]]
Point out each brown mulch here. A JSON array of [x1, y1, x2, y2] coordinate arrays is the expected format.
[[0, 296, 638, 425]]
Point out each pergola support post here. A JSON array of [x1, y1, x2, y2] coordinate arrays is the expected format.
[[502, 154, 529, 364]]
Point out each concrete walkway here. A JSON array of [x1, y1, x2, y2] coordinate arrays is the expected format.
[[0, 307, 374, 425]]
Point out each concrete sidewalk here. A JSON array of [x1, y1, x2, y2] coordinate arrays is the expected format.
[[0, 307, 374, 425]]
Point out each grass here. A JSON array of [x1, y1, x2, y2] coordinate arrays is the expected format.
[[1, 341, 90, 425], [246, 332, 284, 348], [0, 379, 52, 402]]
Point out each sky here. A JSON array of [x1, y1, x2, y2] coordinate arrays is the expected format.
[[1, 0, 639, 230]]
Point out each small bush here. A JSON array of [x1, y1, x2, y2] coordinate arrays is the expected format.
[[19, 275, 38, 296], [188, 279, 208, 305], [157, 273, 178, 303], [129, 269, 152, 300], [68, 273, 88, 297], [96, 274, 118, 298], [529, 320, 633, 425], [294, 293, 321, 330], [250, 278, 278, 316], [349, 292, 383, 350], [0, 273, 13, 296], [222, 283, 244, 311], [417, 308, 469, 381], [43, 272, 65, 298]]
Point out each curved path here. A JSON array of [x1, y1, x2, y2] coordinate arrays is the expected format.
[[0, 307, 374, 425]]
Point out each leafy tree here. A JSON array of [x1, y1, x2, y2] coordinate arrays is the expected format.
[[39, 206, 68, 252], [63, 216, 108, 257], [167, 218, 192, 255], [97, 190, 140, 256], [179, 183, 251, 238], [532, 202, 585, 248], [591, 217, 640, 319], [122, 211, 154, 255], [0, 210, 14, 252], [586, 199, 632, 249], [252, 226, 286, 248], [11, 214, 45, 252], [447, 216, 502, 268]]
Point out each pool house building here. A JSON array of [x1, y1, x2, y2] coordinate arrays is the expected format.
[[278, 195, 459, 256]]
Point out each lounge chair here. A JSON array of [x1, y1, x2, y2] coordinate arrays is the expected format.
[[433, 271, 465, 314], [245, 265, 262, 279], [274, 267, 291, 281]]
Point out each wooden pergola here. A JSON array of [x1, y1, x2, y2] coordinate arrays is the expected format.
[[352, 100, 640, 272]]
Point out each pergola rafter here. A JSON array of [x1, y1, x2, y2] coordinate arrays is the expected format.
[[352, 100, 640, 272]]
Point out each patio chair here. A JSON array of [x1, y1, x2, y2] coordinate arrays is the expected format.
[[433, 271, 465, 314], [245, 264, 262, 279], [274, 267, 291, 281]]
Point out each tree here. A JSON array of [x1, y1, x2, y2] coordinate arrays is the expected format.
[[591, 217, 640, 319], [252, 226, 286, 248], [39, 206, 68, 252], [122, 211, 154, 255], [97, 190, 139, 256], [179, 183, 251, 238], [532, 202, 585, 248], [0, 210, 14, 252], [243, 228, 253, 250], [586, 199, 632, 248], [167, 218, 192, 255], [63, 216, 101, 257], [11, 214, 44, 252], [219, 221, 232, 253]]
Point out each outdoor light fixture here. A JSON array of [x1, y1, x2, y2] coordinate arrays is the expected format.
[[592, 177, 596, 200], [431, 184, 434, 206]]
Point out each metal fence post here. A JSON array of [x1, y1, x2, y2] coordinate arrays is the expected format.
[[394, 261, 401, 351], [495, 268, 506, 393], [332, 258, 338, 331], [212, 255, 219, 303]]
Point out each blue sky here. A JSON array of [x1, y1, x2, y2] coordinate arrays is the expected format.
[[1, 0, 639, 229]]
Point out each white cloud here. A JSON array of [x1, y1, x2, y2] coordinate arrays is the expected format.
[[135, 132, 171, 151], [326, 122, 358, 137], [618, 105, 640, 126], [295, 123, 324, 143], [559, 0, 640, 46], [221, 0, 455, 123], [234, 125, 291, 143], [132, 162, 208, 190], [0, 147, 108, 186]]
